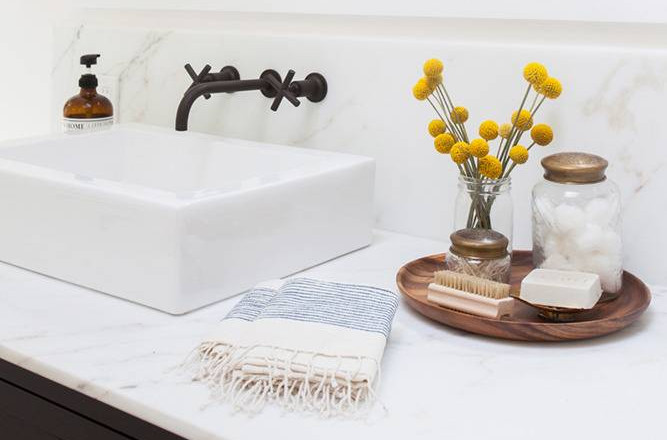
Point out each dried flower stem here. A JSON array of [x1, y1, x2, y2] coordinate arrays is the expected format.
[[499, 83, 531, 162], [434, 87, 464, 141]]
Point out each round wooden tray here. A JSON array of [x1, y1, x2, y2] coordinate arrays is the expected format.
[[396, 251, 651, 342]]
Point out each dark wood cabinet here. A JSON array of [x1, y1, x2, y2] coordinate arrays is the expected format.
[[0, 358, 186, 440]]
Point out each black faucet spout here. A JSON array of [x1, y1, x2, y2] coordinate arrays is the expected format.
[[175, 79, 268, 131], [175, 64, 327, 131]]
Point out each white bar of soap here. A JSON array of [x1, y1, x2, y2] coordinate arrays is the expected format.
[[519, 269, 603, 309]]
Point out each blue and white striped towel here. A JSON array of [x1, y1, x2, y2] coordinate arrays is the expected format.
[[190, 278, 399, 416]]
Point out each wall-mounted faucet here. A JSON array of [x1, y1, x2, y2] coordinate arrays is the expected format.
[[175, 64, 328, 131]]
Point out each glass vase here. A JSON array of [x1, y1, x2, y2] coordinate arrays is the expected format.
[[453, 175, 513, 252]]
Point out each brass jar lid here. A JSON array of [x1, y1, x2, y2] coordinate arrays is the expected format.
[[449, 228, 509, 260], [541, 152, 608, 184]]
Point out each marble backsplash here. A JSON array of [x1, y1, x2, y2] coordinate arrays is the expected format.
[[52, 10, 667, 284]]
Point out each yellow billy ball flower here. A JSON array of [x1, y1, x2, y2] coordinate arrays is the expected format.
[[426, 74, 443, 89], [498, 123, 512, 139], [469, 138, 489, 158], [450, 106, 469, 123], [412, 78, 431, 100], [428, 119, 446, 137], [479, 155, 503, 179], [511, 109, 533, 131], [509, 145, 529, 164], [523, 62, 548, 86], [478, 120, 499, 140], [531, 124, 553, 146], [540, 77, 562, 99], [423, 58, 444, 77], [434, 133, 455, 154], [450, 142, 469, 164]]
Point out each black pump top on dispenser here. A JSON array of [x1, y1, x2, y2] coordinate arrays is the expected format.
[[79, 54, 101, 88], [80, 54, 100, 68]]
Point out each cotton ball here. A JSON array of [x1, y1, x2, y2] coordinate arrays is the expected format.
[[559, 232, 582, 257], [583, 253, 609, 274], [569, 252, 609, 281], [600, 266, 623, 293], [566, 252, 589, 272], [542, 234, 561, 256], [603, 251, 624, 289], [582, 253, 622, 293], [539, 226, 577, 262], [585, 198, 613, 225], [571, 223, 605, 253], [599, 230, 623, 255], [554, 203, 586, 233], [541, 253, 575, 271]]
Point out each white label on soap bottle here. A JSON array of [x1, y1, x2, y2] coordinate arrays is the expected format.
[[62, 117, 113, 134]]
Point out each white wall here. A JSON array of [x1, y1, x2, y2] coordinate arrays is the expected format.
[[0, 1, 77, 140], [82, 0, 667, 23], [3, 0, 667, 141]]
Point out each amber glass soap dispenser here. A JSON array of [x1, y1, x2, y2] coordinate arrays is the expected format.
[[62, 54, 113, 134]]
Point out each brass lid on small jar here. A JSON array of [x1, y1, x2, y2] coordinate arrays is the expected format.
[[449, 228, 509, 260], [541, 152, 608, 184]]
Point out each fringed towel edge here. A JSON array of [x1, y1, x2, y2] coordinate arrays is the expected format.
[[184, 341, 382, 417]]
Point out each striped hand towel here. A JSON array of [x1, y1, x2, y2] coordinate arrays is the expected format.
[[189, 278, 399, 416]]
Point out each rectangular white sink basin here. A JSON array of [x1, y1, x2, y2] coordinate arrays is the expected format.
[[0, 124, 374, 314]]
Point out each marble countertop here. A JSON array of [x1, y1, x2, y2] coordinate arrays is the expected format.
[[0, 230, 664, 440]]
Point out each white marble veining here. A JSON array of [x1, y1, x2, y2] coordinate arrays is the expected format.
[[0, 230, 664, 440], [51, 11, 667, 285]]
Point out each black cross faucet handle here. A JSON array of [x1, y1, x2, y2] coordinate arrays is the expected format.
[[184, 64, 212, 99], [265, 69, 301, 111]]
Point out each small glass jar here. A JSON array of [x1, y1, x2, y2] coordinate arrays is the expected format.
[[445, 228, 511, 283], [532, 152, 622, 300], [453, 175, 513, 253]]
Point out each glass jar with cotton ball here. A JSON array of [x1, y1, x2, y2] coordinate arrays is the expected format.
[[532, 152, 622, 301]]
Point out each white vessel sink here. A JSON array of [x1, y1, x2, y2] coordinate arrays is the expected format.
[[0, 124, 374, 314]]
